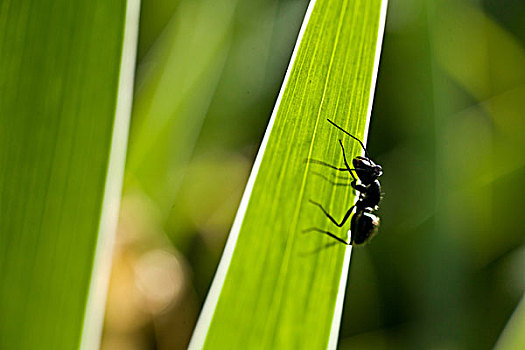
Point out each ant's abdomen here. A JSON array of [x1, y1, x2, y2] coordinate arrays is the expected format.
[[351, 210, 380, 245]]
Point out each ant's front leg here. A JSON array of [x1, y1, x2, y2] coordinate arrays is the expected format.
[[309, 200, 355, 227], [337, 139, 361, 196], [338, 140, 356, 180]]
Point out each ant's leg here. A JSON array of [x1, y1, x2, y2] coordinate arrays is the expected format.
[[305, 158, 348, 172], [338, 140, 360, 195], [351, 181, 367, 193], [309, 200, 355, 227], [338, 140, 357, 183], [310, 171, 353, 187], [303, 227, 351, 245]]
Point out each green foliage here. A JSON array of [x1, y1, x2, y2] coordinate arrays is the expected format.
[[189, 0, 387, 348], [496, 295, 525, 350], [0, 1, 136, 349], [126, 0, 238, 219]]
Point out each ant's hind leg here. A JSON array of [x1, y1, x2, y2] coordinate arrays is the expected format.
[[309, 200, 354, 227], [303, 227, 351, 245]]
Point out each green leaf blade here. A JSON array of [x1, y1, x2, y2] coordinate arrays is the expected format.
[[495, 295, 525, 350], [0, 1, 138, 349], [190, 0, 387, 348]]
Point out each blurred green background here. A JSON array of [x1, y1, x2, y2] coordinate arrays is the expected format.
[[101, 0, 525, 349]]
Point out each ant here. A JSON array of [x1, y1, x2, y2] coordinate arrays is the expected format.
[[305, 119, 382, 245]]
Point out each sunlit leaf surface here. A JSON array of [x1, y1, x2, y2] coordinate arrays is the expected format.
[[495, 295, 525, 350], [189, 0, 387, 348]]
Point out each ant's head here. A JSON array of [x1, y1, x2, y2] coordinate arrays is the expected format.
[[353, 156, 382, 184]]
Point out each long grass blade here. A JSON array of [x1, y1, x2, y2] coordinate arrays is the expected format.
[[189, 0, 387, 348]]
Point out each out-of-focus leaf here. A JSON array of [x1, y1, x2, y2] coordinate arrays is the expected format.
[[0, 1, 138, 349], [495, 295, 525, 350], [125, 0, 238, 218], [433, 1, 525, 100]]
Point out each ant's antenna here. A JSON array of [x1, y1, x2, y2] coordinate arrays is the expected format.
[[327, 118, 370, 158]]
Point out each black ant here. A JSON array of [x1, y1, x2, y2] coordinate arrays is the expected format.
[[305, 119, 382, 245]]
